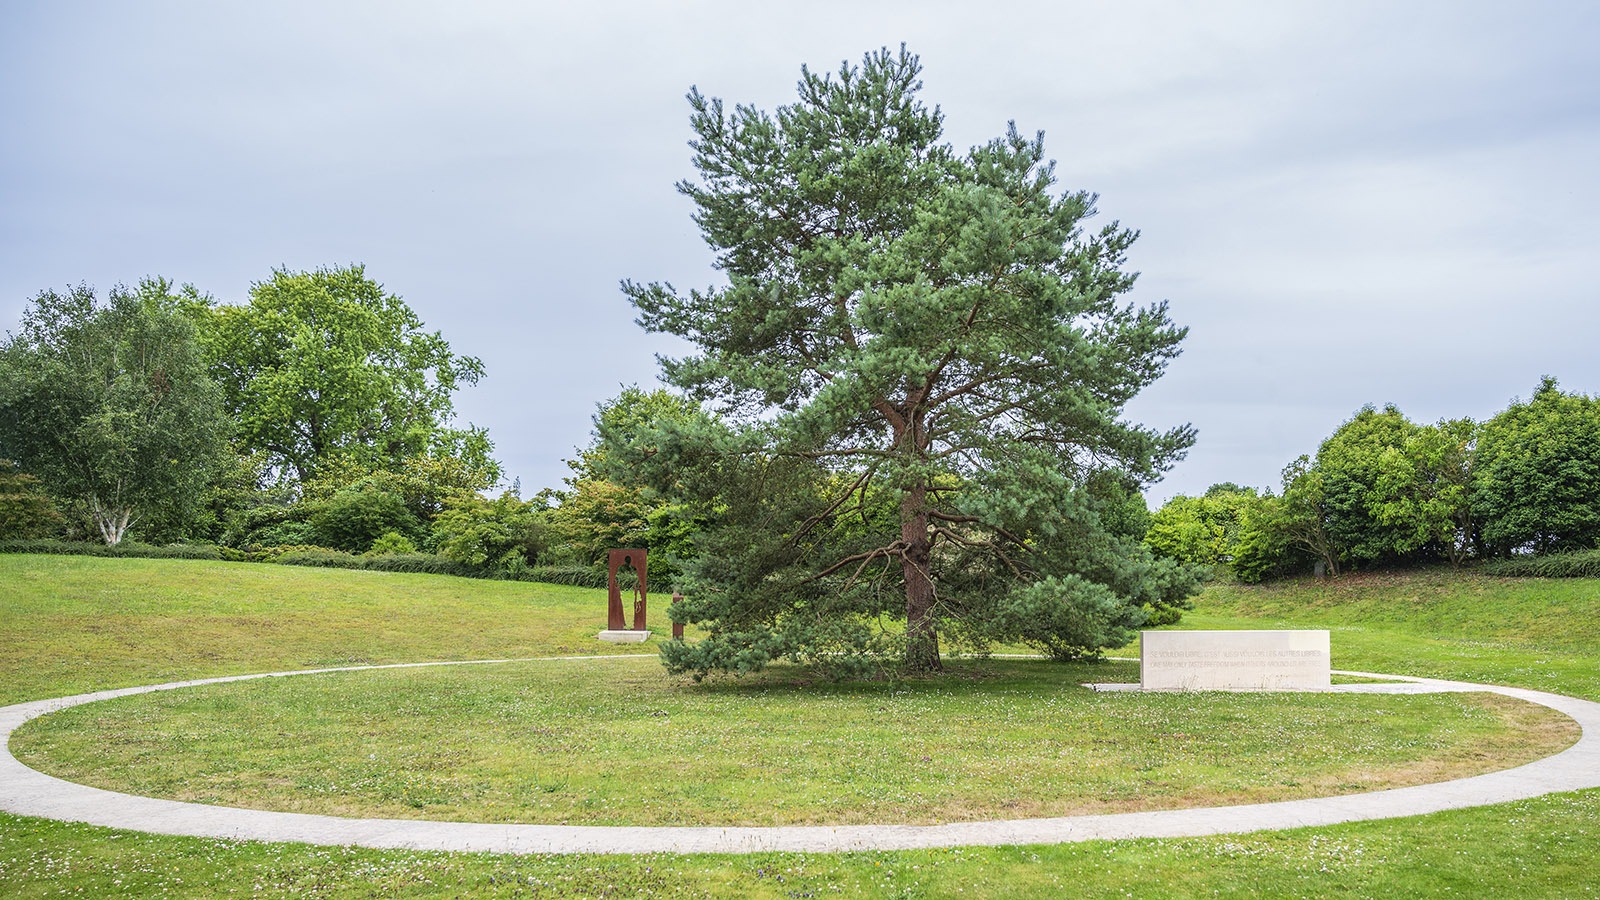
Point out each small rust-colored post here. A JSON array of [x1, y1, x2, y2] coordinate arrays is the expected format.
[[671, 592, 685, 640]]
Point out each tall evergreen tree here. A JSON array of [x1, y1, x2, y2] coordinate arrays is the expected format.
[[620, 48, 1198, 675]]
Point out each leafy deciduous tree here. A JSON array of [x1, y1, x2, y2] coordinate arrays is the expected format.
[[1317, 406, 1423, 565], [0, 281, 229, 544], [200, 265, 487, 484], [1258, 407, 1478, 576], [1375, 417, 1477, 567], [1145, 484, 1258, 567], [1230, 492, 1307, 583], [555, 387, 705, 583], [1474, 377, 1600, 555], [1277, 455, 1342, 578]]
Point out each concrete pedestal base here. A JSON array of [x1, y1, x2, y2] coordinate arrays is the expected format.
[[597, 629, 651, 643]]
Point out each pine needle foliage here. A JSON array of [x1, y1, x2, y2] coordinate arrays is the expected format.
[[620, 47, 1200, 677]]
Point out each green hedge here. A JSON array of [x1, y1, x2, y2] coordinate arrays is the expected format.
[[272, 548, 481, 578], [1482, 548, 1600, 578], [252, 549, 609, 587], [514, 565, 609, 589], [0, 539, 231, 561], [0, 540, 619, 590]]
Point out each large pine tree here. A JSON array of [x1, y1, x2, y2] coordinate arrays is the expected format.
[[621, 48, 1199, 676]]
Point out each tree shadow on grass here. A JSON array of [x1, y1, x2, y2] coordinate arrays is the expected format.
[[672, 657, 1142, 699]]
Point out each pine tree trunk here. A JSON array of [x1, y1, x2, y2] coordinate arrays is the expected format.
[[901, 481, 941, 673]]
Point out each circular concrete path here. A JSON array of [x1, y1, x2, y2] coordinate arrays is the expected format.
[[2, 655, 1597, 854]]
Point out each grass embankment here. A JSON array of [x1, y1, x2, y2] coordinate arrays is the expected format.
[[1, 555, 1598, 897], [0, 554, 662, 706], [14, 657, 1563, 826], [1183, 571, 1600, 702]]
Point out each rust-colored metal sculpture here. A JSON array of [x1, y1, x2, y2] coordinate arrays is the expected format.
[[671, 592, 685, 640], [606, 548, 648, 631]]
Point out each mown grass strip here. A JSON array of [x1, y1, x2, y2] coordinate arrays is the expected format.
[[13, 657, 1571, 827], [1, 789, 1596, 898]]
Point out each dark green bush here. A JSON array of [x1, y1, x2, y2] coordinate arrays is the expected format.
[[1482, 549, 1600, 578], [0, 538, 107, 557], [309, 480, 423, 553], [268, 547, 563, 581], [0, 462, 61, 539], [248, 520, 318, 547], [224, 499, 314, 548], [142, 543, 226, 560]]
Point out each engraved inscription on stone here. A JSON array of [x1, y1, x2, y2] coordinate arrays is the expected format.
[[1139, 630, 1331, 690]]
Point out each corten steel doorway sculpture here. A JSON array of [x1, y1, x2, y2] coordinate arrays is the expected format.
[[607, 549, 648, 631]]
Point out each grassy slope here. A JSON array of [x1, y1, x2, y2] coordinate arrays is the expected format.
[[0, 554, 662, 706], [1, 555, 1597, 898], [1181, 571, 1600, 702]]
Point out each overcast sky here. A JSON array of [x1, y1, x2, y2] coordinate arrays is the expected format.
[[3, 1, 1597, 504]]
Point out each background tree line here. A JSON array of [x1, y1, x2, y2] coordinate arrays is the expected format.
[[1146, 377, 1600, 581], [0, 266, 688, 584]]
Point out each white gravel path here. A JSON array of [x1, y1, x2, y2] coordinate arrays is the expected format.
[[2, 656, 1596, 855]]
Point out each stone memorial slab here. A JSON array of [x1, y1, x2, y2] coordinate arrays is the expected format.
[[1140, 629, 1330, 690]]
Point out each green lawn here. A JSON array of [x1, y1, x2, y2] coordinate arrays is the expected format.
[[14, 656, 1564, 827], [2, 555, 1598, 898]]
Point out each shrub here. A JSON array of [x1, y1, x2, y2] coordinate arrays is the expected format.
[[432, 491, 549, 571], [272, 548, 363, 569], [0, 538, 109, 557], [0, 462, 61, 539], [244, 543, 329, 561], [226, 500, 316, 548], [365, 531, 418, 556], [355, 553, 480, 577], [248, 520, 318, 547], [310, 480, 423, 553]]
